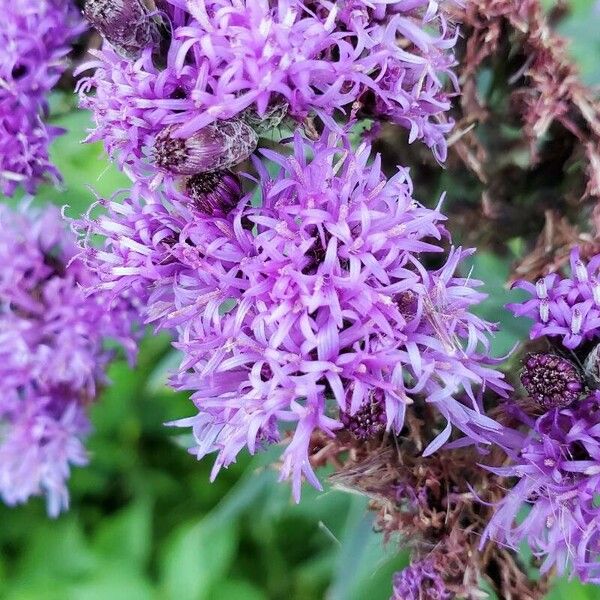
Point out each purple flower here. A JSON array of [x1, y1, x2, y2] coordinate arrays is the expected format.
[[0, 204, 138, 515], [80, 132, 508, 500], [509, 248, 600, 349], [483, 392, 600, 583], [392, 558, 452, 600], [77, 0, 460, 184], [0, 0, 84, 195]]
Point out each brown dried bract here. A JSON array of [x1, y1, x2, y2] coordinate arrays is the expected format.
[[311, 430, 549, 599], [511, 209, 600, 281], [456, 0, 600, 199]]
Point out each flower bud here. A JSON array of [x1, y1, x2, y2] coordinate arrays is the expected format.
[[185, 170, 242, 216], [84, 0, 160, 59], [340, 390, 387, 440], [584, 343, 600, 390], [520, 353, 584, 410], [153, 120, 258, 176]]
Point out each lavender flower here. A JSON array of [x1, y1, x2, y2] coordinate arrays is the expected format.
[[392, 558, 452, 600], [79, 132, 508, 500], [484, 254, 600, 582], [0, 0, 84, 195], [509, 248, 600, 349], [78, 0, 459, 184], [0, 204, 137, 515]]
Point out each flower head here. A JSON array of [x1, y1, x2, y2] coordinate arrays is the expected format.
[[340, 389, 387, 440], [78, 0, 460, 184], [0, 0, 84, 195], [520, 353, 584, 410], [0, 204, 138, 515], [80, 131, 508, 500]]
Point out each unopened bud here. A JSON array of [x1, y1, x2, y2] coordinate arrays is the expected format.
[[84, 0, 160, 59], [185, 170, 242, 216], [242, 101, 289, 136], [153, 120, 258, 176], [520, 353, 584, 410]]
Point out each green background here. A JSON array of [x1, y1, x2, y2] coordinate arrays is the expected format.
[[0, 1, 599, 598]]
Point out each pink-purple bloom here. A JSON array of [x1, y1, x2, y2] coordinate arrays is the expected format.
[[0, 0, 84, 195], [78, 0, 460, 185], [0, 204, 138, 516], [79, 131, 508, 500]]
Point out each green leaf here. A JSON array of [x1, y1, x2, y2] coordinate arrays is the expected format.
[[328, 496, 402, 600], [160, 519, 238, 600], [16, 517, 96, 583], [213, 580, 268, 600], [67, 568, 156, 600], [546, 577, 597, 599], [92, 499, 153, 569]]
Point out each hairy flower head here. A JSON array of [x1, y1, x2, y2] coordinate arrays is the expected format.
[[79, 131, 508, 499]]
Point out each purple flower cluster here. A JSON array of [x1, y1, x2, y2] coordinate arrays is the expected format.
[[0, 0, 84, 196], [483, 249, 600, 583], [0, 204, 137, 516], [509, 248, 600, 349], [79, 131, 507, 500], [78, 0, 459, 185], [392, 558, 452, 600]]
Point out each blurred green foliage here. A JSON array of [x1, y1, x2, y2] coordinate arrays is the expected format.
[[0, 2, 599, 597]]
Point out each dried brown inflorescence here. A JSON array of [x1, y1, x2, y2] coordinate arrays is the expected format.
[[447, 0, 600, 277], [309, 421, 550, 599]]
